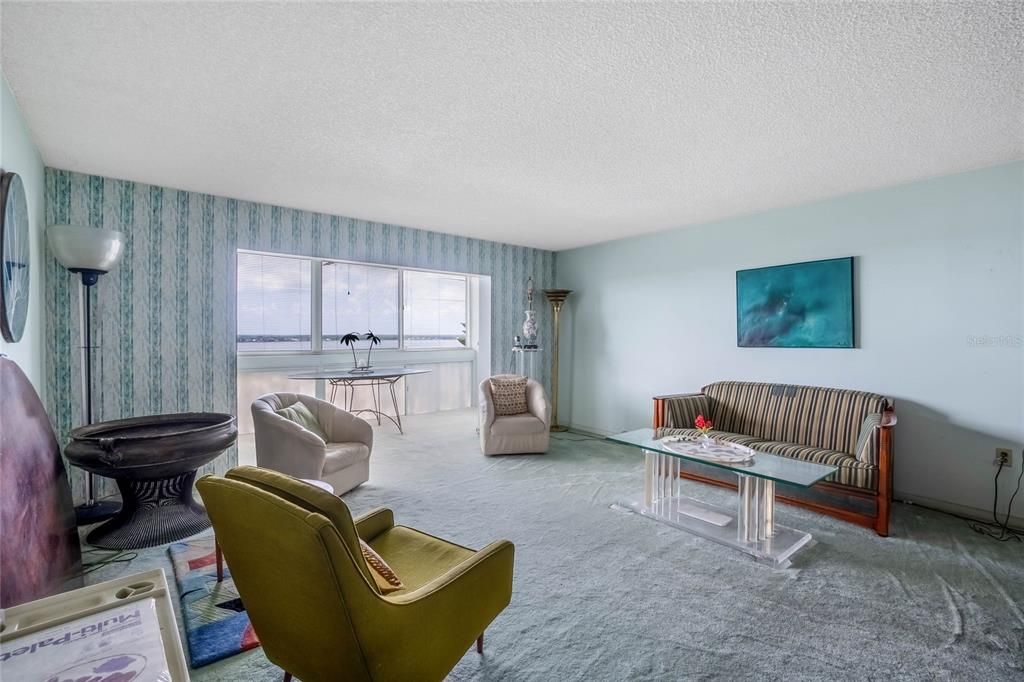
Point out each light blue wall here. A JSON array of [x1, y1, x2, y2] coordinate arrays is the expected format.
[[45, 169, 555, 501], [0, 75, 45, 393], [557, 162, 1024, 518]]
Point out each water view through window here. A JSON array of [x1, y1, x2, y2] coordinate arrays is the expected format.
[[237, 251, 468, 352], [403, 270, 468, 348], [237, 252, 312, 351], [322, 262, 399, 349]]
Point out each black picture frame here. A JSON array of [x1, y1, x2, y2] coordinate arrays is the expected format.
[[736, 256, 855, 349]]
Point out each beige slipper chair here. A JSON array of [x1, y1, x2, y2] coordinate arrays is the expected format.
[[479, 376, 550, 455], [252, 393, 373, 494]]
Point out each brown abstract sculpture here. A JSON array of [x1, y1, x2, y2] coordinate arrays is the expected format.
[[0, 357, 82, 607]]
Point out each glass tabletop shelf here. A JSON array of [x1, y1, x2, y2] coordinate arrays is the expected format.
[[607, 428, 837, 488]]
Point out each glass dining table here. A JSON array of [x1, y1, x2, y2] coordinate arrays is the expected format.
[[607, 428, 838, 567], [287, 366, 430, 434]]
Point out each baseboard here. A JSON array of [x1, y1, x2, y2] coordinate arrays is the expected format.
[[566, 422, 616, 438], [894, 491, 1024, 531]]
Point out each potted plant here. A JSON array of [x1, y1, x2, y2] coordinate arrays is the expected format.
[[694, 414, 714, 448]]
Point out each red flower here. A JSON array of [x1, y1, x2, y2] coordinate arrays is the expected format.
[[695, 414, 713, 433]]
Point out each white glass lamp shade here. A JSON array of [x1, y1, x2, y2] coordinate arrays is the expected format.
[[47, 225, 125, 272]]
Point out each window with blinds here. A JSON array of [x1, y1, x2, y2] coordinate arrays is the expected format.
[[403, 270, 468, 349], [236, 251, 470, 353], [236, 252, 312, 351], [322, 262, 399, 349]]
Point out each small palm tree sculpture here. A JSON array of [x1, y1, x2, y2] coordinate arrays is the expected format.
[[341, 332, 361, 368], [363, 331, 381, 368]]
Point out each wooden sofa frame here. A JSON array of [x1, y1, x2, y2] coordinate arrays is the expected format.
[[653, 395, 897, 536]]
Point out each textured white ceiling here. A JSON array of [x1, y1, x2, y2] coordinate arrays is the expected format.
[[2, 2, 1022, 251]]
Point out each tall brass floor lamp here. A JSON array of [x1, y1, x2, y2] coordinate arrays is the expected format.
[[543, 289, 573, 432]]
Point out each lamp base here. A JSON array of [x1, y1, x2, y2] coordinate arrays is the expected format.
[[75, 499, 121, 526], [68, 267, 108, 287], [550, 424, 569, 433]]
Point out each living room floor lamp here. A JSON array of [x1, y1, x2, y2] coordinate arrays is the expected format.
[[543, 289, 573, 432], [47, 225, 125, 525]]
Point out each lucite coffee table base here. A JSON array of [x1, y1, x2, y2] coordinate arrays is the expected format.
[[613, 449, 816, 568]]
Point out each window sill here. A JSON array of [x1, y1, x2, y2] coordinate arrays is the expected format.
[[237, 347, 476, 372]]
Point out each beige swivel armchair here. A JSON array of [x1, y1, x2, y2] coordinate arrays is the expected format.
[[252, 393, 373, 495], [479, 377, 550, 455]]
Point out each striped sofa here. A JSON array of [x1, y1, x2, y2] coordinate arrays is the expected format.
[[653, 381, 897, 536]]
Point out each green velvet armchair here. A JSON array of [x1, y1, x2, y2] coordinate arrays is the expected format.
[[196, 466, 515, 682]]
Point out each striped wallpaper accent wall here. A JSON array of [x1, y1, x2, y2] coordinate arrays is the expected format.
[[44, 168, 556, 501]]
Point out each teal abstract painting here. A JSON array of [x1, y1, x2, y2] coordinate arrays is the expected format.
[[736, 257, 854, 348]]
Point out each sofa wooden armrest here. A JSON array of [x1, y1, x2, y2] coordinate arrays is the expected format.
[[653, 393, 709, 429], [652, 392, 704, 400], [874, 405, 897, 536]]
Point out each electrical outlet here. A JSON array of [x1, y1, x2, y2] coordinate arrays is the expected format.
[[994, 448, 1013, 467]]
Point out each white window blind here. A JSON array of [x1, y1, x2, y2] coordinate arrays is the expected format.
[[403, 271, 468, 348], [236, 252, 312, 351], [322, 262, 400, 349]]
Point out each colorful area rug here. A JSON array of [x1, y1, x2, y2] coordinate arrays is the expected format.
[[167, 537, 260, 667]]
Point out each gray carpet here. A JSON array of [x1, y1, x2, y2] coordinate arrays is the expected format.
[[86, 409, 1024, 681]]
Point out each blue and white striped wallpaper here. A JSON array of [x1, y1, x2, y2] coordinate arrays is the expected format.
[[45, 168, 556, 500]]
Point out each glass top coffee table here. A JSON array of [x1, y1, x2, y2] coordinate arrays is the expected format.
[[607, 429, 838, 567]]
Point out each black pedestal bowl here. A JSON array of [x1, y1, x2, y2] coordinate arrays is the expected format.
[[65, 412, 237, 549]]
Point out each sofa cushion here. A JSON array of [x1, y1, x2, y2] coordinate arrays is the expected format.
[[854, 413, 882, 466], [492, 413, 547, 436], [830, 461, 877, 490], [489, 374, 528, 416], [654, 429, 876, 490], [747, 439, 877, 490], [655, 428, 761, 448], [703, 381, 888, 455]]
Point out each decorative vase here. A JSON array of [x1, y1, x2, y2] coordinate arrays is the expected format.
[[522, 310, 538, 347], [700, 434, 712, 448]]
